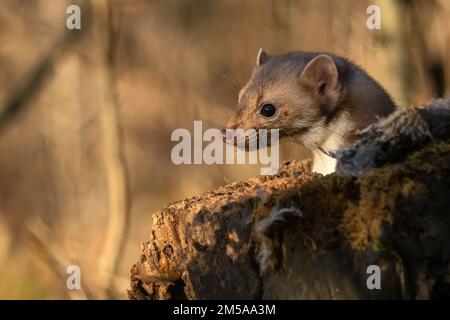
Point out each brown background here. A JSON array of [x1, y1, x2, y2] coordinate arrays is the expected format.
[[0, 0, 449, 299]]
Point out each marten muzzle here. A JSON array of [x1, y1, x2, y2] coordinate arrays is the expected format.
[[221, 128, 276, 151]]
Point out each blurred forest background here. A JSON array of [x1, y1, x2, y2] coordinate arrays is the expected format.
[[0, 0, 449, 299]]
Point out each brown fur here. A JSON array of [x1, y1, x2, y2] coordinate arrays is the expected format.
[[224, 50, 397, 151]]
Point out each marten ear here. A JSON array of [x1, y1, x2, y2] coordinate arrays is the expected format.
[[299, 55, 338, 94], [256, 48, 269, 67]]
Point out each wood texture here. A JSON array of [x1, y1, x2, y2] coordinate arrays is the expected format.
[[129, 99, 450, 300]]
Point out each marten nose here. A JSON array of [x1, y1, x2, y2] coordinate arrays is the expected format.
[[221, 128, 234, 143]]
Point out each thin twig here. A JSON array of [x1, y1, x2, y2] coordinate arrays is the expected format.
[[27, 219, 93, 300], [93, 0, 131, 299]]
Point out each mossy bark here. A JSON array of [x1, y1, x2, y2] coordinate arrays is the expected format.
[[129, 100, 450, 300]]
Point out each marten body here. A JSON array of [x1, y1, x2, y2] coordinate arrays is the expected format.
[[223, 49, 397, 174]]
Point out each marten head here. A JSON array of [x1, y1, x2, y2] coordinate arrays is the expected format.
[[223, 49, 344, 150]]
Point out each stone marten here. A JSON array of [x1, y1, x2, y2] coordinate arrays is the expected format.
[[222, 49, 397, 174]]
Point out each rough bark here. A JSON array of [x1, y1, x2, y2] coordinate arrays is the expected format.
[[129, 99, 450, 300]]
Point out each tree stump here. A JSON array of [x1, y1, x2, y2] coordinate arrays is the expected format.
[[129, 99, 450, 300]]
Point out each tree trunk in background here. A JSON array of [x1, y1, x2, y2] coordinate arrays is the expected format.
[[129, 99, 450, 300], [89, 0, 131, 299]]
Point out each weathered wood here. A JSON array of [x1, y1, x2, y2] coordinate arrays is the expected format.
[[129, 99, 450, 300]]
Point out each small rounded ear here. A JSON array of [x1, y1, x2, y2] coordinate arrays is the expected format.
[[299, 55, 338, 94], [256, 48, 269, 67]]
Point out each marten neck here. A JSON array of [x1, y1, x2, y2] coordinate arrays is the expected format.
[[298, 56, 397, 174], [223, 50, 397, 175]]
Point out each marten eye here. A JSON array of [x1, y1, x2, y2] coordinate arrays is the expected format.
[[260, 104, 276, 117]]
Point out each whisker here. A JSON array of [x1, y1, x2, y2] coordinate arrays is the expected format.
[[207, 99, 232, 118], [216, 71, 240, 92], [227, 71, 242, 89]]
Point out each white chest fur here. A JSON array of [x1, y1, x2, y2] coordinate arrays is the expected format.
[[312, 149, 338, 175], [309, 112, 352, 175]]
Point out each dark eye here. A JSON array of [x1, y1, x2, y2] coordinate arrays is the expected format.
[[260, 104, 276, 117]]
